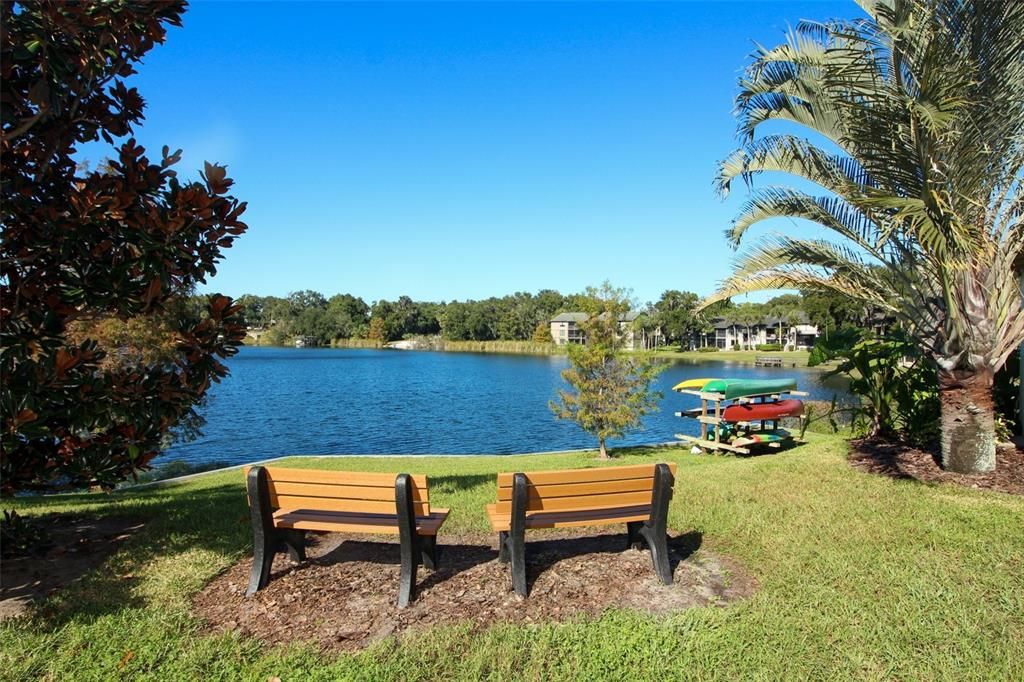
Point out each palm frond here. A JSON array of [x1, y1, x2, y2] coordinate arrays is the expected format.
[[710, 0, 1024, 375]]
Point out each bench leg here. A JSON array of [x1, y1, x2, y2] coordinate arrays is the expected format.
[[626, 521, 643, 550], [509, 532, 527, 597], [420, 535, 438, 571], [509, 473, 529, 597], [498, 531, 510, 563], [638, 524, 673, 585], [395, 473, 420, 608], [398, 540, 417, 608], [639, 463, 675, 585], [247, 531, 276, 596], [246, 466, 277, 597], [282, 529, 306, 562]]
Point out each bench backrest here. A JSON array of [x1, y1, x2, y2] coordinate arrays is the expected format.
[[246, 466, 431, 517], [494, 463, 677, 514]]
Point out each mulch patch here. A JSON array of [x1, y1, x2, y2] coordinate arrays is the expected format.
[[849, 437, 1024, 496], [194, 529, 755, 652], [1, 514, 145, 621]]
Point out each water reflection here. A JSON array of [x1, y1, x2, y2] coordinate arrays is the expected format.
[[159, 347, 850, 467]]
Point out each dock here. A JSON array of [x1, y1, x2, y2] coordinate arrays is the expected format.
[[754, 355, 788, 367]]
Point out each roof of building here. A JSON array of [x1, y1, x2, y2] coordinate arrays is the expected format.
[[551, 312, 589, 323], [551, 311, 642, 323], [710, 313, 813, 330]]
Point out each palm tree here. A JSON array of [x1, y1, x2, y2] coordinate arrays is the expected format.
[[703, 0, 1024, 473], [732, 302, 764, 350]]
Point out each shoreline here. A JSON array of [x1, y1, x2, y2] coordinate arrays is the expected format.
[[244, 337, 815, 366], [126, 440, 689, 489]]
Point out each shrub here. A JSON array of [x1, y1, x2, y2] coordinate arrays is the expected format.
[[994, 348, 1019, 438], [756, 343, 783, 351], [132, 459, 233, 484], [696, 346, 720, 353], [807, 326, 865, 366], [798, 398, 859, 438], [826, 336, 939, 444], [0, 510, 50, 558]]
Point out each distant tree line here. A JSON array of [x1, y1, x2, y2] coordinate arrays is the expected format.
[[222, 288, 881, 348]]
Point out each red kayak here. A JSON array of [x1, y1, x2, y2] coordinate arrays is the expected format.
[[722, 399, 804, 423]]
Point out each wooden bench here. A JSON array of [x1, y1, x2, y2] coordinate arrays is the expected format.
[[486, 462, 677, 596], [245, 465, 449, 607]]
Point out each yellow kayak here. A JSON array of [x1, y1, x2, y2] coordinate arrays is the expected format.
[[672, 378, 719, 392]]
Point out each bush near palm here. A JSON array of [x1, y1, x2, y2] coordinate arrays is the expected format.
[[704, 0, 1024, 473], [826, 336, 940, 443]]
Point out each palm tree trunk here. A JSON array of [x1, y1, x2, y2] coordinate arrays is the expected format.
[[938, 371, 996, 474], [1019, 274, 1024, 436]]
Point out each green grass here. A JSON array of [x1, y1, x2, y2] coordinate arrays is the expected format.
[[651, 347, 813, 366], [431, 339, 565, 355], [3, 436, 1023, 680]]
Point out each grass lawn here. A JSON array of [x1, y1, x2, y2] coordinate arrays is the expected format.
[[651, 348, 813, 366], [2, 435, 1022, 680]]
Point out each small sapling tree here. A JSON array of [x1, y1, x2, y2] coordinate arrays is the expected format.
[[550, 283, 664, 458]]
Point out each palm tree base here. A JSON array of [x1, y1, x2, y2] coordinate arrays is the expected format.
[[939, 384, 997, 474]]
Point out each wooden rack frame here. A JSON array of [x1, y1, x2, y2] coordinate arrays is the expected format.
[[673, 389, 808, 455]]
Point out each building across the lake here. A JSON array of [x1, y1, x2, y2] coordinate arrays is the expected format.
[[695, 315, 820, 350], [550, 311, 644, 350], [551, 311, 832, 352]]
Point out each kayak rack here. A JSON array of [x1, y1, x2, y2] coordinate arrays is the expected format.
[[674, 389, 808, 455]]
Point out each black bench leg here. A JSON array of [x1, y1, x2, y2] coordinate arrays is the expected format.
[[626, 521, 643, 550], [247, 533, 276, 597], [509, 473, 529, 597], [420, 535, 438, 571], [509, 532, 527, 597], [396, 473, 419, 608], [246, 466, 277, 597], [639, 524, 673, 585], [283, 529, 306, 562], [398, 541, 418, 608], [639, 463, 675, 585], [498, 531, 510, 563]]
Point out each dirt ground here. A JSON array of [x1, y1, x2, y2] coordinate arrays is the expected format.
[[849, 438, 1024, 496], [0, 515, 145, 620], [194, 529, 755, 652]]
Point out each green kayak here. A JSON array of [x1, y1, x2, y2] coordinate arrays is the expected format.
[[701, 378, 797, 399]]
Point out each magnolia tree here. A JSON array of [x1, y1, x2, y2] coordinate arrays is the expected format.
[[550, 283, 664, 459], [1, 1, 248, 493]]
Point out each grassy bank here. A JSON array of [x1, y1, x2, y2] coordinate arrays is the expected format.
[[330, 338, 384, 349], [433, 339, 564, 355], [3, 435, 1022, 679], [245, 338, 813, 365], [652, 347, 812, 366]]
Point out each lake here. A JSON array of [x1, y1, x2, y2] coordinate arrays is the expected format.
[[159, 346, 851, 467]]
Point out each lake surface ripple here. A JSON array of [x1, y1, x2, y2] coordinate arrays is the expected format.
[[160, 346, 850, 467]]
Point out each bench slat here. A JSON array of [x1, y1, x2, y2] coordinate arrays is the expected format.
[[496, 463, 674, 487], [256, 466, 428, 491], [486, 503, 651, 531], [269, 480, 426, 503], [496, 477, 657, 501], [272, 494, 430, 517], [494, 490, 654, 515], [273, 508, 449, 536]]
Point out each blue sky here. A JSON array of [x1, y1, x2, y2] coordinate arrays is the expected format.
[[84, 1, 859, 305]]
